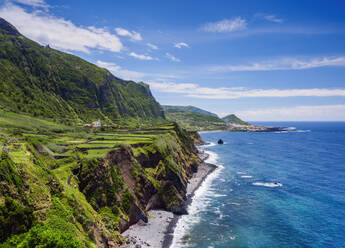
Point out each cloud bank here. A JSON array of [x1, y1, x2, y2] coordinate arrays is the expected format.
[[0, 3, 123, 53], [210, 56, 345, 72], [148, 81, 345, 99], [235, 105, 345, 121]]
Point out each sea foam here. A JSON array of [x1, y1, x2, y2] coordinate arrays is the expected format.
[[171, 149, 223, 248], [252, 182, 283, 187]]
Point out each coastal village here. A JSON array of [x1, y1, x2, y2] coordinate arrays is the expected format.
[[226, 122, 276, 132]]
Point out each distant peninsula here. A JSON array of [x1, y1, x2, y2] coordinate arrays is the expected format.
[[163, 105, 288, 132]]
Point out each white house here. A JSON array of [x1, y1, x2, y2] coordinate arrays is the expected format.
[[92, 120, 101, 128]]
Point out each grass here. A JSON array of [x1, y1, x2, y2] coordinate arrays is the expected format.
[[165, 109, 227, 131], [0, 111, 175, 164], [0, 110, 72, 134], [0, 110, 199, 247]]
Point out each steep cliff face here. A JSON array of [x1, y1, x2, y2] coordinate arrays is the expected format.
[[0, 124, 202, 247], [0, 18, 164, 126], [74, 124, 201, 233]]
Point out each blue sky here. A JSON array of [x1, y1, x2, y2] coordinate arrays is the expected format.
[[1, 0, 345, 120]]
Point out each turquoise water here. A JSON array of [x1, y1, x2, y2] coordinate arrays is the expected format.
[[172, 122, 345, 248]]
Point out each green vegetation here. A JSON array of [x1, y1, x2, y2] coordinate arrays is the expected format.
[[0, 18, 165, 128], [165, 109, 227, 131], [0, 109, 198, 246], [163, 105, 218, 117], [121, 189, 134, 214], [0, 18, 203, 247], [0, 225, 81, 248], [0, 197, 36, 242], [164, 106, 251, 131], [222, 114, 249, 125]]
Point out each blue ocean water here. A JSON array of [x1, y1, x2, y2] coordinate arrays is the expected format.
[[172, 122, 345, 248]]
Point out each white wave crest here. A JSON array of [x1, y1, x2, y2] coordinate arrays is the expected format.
[[205, 150, 219, 164], [286, 127, 296, 130], [252, 182, 283, 187], [237, 171, 246, 175], [241, 175, 253, 178], [171, 150, 223, 248]]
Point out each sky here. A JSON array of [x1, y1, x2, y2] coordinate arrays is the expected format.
[[1, 0, 345, 121]]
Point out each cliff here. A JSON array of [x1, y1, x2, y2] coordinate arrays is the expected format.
[[0, 122, 203, 247], [0, 18, 164, 127]]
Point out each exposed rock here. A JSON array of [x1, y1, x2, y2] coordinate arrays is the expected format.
[[145, 193, 164, 211], [170, 204, 188, 215]]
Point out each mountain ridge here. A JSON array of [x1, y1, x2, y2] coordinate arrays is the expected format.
[[163, 105, 218, 117], [164, 106, 227, 131], [0, 17, 164, 127], [222, 114, 249, 125]]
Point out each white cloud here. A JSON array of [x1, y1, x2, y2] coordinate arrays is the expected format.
[[210, 56, 345, 72], [147, 43, 158, 50], [235, 105, 345, 121], [129, 52, 156, 61], [148, 81, 345, 99], [96, 60, 145, 81], [0, 4, 123, 53], [203, 17, 247, 32], [166, 53, 180, 62], [114, 27, 142, 41], [263, 15, 283, 23], [11, 0, 48, 8], [174, 42, 189, 48]]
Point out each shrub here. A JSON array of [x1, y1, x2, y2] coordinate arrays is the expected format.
[[121, 189, 133, 214], [0, 197, 36, 243], [0, 225, 81, 248]]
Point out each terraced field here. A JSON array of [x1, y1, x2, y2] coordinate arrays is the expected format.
[[0, 110, 175, 160]]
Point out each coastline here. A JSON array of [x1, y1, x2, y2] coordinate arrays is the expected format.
[[122, 147, 218, 248]]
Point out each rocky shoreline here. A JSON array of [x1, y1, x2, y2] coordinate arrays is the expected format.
[[122, 149, 217, 248]]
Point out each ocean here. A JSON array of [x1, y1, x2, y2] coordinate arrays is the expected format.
[[171, 122, 345, 248]]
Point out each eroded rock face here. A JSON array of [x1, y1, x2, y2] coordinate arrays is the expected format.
[[72, 128, 203, 244]]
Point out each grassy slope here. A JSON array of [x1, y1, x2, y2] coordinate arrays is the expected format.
[[0, 111, 199, 247], [162, 105, 218, 117], [165, 109, 227, 131], [222, 114, 249, 125], [0, 18, 164, 127]]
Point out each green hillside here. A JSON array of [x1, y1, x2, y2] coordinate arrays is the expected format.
[[222, 114, 249, 125], [163, 105, 218, 117], [0, 18, 164, 127], [0, 111, 201, 247], [0, 18, 207, 247], [165, 109, 227, 131]]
